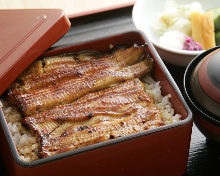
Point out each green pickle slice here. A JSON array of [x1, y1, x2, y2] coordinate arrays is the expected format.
[[215, 31, 220, 45], [208, 8, 220, 45], [214, 15, 220, 32]]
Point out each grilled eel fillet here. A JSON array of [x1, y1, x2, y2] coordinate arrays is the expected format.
[[18, 53, 77, 81], [24, 79, 153, 135], [14, 57, 154, 116], [7, 45, 144, 99], [23, 79, 164, 157]]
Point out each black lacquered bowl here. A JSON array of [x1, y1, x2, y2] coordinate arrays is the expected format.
[[184, 46, 220, 143]]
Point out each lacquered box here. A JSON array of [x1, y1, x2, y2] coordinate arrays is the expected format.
[[0, 9, 192, 176]]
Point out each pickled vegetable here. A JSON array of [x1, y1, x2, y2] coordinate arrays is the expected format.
[[215, 31, 220, 45], [191, 11, 216, 50]]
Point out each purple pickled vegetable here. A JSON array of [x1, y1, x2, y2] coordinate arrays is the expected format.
[[183, 37, 203, 51]]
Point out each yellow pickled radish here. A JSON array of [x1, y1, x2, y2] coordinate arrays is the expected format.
[[191, 11, 216, 50], [202, 12, 216, 49], [191, 11, 205, 48]]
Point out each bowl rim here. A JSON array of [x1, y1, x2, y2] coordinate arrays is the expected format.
[[184, 45, 220, 127], [152, 42, 204, 56]]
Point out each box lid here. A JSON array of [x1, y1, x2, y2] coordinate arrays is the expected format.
[[0, 9, 71, 95]]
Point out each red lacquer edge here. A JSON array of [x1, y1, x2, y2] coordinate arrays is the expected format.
[[67, 1, 135, 19]]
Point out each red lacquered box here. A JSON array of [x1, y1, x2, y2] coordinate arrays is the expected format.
[[0, 9, 192, 176]]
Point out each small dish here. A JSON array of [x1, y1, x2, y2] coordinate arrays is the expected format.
[[132, 0, 219, 66]]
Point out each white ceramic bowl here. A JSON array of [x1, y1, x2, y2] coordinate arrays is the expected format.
[[132, 0, 219, 67]]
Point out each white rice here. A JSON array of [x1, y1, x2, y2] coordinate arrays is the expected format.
[[0, 76, 181, 162], [0, 101, 39, 162], [143, 76, 181, 125]]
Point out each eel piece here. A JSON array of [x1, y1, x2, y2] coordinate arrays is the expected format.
[[18, 60, 44, 81], [7, 45, 144, 99], [39, 106, 163, 157], [42, 53, 77, 68], [15, 58, 153, 116], [23, 79, 152, 136], [19, 53, 76, 81], [23, 79, 163, 158], [21, 59, 115, 93]]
